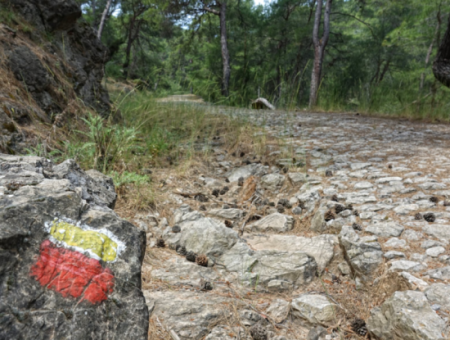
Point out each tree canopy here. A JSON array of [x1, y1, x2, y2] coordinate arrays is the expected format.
[[77, 0, 450, 117]]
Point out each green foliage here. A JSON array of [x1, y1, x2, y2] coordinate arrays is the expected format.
[[78, 112, 140, 172], [109, 171, 151, 187]]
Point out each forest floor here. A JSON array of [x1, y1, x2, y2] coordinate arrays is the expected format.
[[118, 96, 450, 340]]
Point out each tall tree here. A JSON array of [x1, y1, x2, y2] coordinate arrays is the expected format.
[[309, 0, 332, 108], [433, 14, 450, 87], [98, 0, 113, 39]]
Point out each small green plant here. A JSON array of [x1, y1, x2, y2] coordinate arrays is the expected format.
[[78, 112, 140, 172], [109, 171, 151, 187]]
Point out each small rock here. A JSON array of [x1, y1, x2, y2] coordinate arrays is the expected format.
[[426, 246, 446, 257]]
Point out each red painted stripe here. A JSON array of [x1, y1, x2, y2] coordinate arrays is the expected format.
[[31, 240, 114, 304]]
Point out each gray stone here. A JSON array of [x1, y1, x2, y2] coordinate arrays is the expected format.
[[402, 230, 423, 241], [366, 222, 404, 237], [205, 326, 251, 340], [393, 204, 419, 215], [245, 234, 338, 273], [384, 251, 406, 259], [389, 260, 426, 272], [367, 291, 446, 340], [246, 213, 294, 233], [338, 262, 352, 275], [423, 224, 450, 242], [292, 206, 303, 215], [291, 294, 339, 325], [261, 173, 285, 191], [266, 299, 290, 323], [307, 326, 328, 340], [384, 237, 409, 249], [426, 266, 450, 280], [145, 290, 233, 340], [227, 164, 267, 182], [219, 242, 317, 290], [288, 172, 308, 184], [177, 215, 239, 260], [354, 181, 373, 190], [425, 283, 450, 311], [426, 246, 446, 257], [208, 208, 244, 220], [339, 226, 383, 277], [400, 272, 428, 290]]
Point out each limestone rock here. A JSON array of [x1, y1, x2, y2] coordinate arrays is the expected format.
[[339, 226, 383, 277], [291, 294, 338, 325], [261, 173, 286, 191], [145, 290, 233, 340], [246, 213, 294, 233], [227, 163, 267, 183], [367, 290, 446, 340], [425, 283, 450, 311], [245, 233, 338, 273], [208, 208, 244, 220], [267, 299, 290, 323], [366, 222, 404, 238]]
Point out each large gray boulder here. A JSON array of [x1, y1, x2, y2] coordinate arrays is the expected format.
[[367, 291, 447, 340], [0, 155, 148, 339]]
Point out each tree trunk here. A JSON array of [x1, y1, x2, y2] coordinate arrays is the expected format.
[[219, 1, 231, 97], [309, 0, 332, 108], [97, 0, 113, 40], [123, 18, 135, 78], [433, 14, 450, 87]]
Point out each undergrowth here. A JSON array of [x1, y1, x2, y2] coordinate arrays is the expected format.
[[26, 89, 255, 213]]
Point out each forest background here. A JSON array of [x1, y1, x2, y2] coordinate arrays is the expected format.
[[78, 0, 450, 119]]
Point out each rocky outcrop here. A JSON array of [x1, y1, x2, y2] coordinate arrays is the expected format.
[[0, 155, 148, 339], [0, 0, 110, 154]]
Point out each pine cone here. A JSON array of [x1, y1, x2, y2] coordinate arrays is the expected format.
[[430, 196, 439, 203], [196, 254, 208, 267], [249, 322, 267, 340], [156, 238, 165, 248], [224, 220, 233, 228], [424, 213, 436, 222], [176, 245, 187, 255], [332, 274, 342, 284], [324, 210, 335, 222], [325, 170, 333, 177], [352, 223, 362, 231], [335, 204, 345, 214], [194, 193, 208, 202], [278, 198, 289, 207], [172, 225, 181, 233], [200, 279, 213, 291], [351, 318, 367, 336], [331, 194, 339, 202], [415, 213, 423, 220], [186, 251, 197, 262]]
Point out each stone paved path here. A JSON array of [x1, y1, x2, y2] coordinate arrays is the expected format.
[[142, 108, 450, 340]]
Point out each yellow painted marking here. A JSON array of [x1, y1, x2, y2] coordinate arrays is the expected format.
[[49, 221, 118, 262]]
